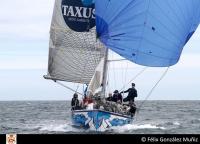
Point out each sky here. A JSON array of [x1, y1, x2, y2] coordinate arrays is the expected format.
[[0, 0, 200, 101]]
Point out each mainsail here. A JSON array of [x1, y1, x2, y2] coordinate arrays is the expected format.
[[46, 0, 106, 87], [95, 0, 200, 67]]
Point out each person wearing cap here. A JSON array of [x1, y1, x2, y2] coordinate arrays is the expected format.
[[121, 83, 137, 102], [106, 93, 113, 101], [71, 93, 80, 110], [112, 90, 122, 103]]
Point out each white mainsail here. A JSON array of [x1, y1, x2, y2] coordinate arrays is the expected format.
[[46, 0, 106, 86]]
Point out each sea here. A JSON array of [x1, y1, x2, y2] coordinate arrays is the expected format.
[[0, 100, 200, 134]]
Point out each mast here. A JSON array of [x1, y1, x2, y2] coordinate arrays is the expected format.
[[101, 48, 109, 98]]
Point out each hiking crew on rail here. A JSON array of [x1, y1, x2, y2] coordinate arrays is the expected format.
[[71, 83, 137, 116]]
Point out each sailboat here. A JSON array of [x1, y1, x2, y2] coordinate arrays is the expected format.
[[44, 0, 200, 131]]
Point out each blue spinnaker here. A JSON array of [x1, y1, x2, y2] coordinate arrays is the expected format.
[[95, 0, 200, 67]]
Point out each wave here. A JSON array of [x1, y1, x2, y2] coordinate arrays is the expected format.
[[36, 121, 83, 133], [35, 121, 166, 133], [109, 124, 166, 133], [39, 124, 67, 132], [173, 122, 180, 126], [190, 119, 200, 124], [163, 121, 180, 126]]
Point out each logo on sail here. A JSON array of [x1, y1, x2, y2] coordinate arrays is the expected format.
[[61, 0, 95, 32]]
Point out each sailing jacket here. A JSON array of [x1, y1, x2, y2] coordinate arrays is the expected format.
[[123, 88, 137, 100], [112, 93, 122, 103], [71, 98, 79, 107]]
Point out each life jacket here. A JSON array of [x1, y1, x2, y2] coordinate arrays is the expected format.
[[83, 97, 93, 104]]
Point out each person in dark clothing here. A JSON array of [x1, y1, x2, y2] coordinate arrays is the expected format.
[[128, 100, 137, 117], [121, 83, 137, 102], [112, 90, 123, 103], [106, 93, 113, 101], [71, 93, 80, 110]]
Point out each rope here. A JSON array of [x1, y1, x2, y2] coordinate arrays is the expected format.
[[82, 84, 85, 99], [107, 62, 111, 95], [123, 61, 129, 91], [112, 52, 117, 89], [121, 61, 129, 98], [137, 67, 170, 113], [75, 84, 80, 92], [55, 81, 84, 96], [119, 67, 148, 92]]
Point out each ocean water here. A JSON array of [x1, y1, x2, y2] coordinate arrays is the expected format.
[[0, 101, 200, 134]]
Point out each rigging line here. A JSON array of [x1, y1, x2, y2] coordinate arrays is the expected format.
[[55, 80, 84, 96], [119, 67, 148, 92], [75, 84, 80, 93], [111, 51, 117, 89], [123, 60, 129, 97], [82, 84, 85, 99], [137, 67, 170, 113], [107, 60, 111, 94]]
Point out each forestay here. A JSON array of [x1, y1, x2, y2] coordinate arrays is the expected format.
[[95, 0, 200, 67], [46, 0, 106, 84]]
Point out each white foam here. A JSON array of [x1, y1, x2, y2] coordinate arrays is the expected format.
[[39, 124, 69, 132], [110, 124, 166, 132], [173, 122, 180, 126], [39, 123, 166, 133], [32, 120, 81, 132]]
